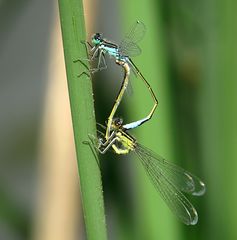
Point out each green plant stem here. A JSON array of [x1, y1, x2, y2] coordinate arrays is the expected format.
[[58, 1, 107, 239]]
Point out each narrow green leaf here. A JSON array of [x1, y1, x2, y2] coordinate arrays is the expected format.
[[58, 0, 107, 239]]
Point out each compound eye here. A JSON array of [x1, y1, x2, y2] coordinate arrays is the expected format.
[[94, 33, 101, 40], [92, 33, 102, 45], [114, 118, 123, 126], [92, 33, 102, 41]]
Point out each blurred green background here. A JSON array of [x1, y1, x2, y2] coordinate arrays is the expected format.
[[1, 0, 237, 239]]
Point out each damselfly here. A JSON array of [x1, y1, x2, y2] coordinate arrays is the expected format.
[[92, 118, 206, 225], [90, 21, 146, 72], [88, 21, 158, 138]]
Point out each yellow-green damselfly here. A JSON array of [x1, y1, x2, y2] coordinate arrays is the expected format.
[[92, 118, 206, 225]]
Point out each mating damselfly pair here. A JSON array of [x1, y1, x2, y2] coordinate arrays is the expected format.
[[84, 20, 205, 225]]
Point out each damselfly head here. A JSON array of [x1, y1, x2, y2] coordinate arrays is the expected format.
[[112, 117, 123, 129], [92, 33, 103, 45]]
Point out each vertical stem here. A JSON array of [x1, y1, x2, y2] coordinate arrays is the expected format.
[[58, 0, 107, 239]]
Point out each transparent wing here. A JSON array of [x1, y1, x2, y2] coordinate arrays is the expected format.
[[119, 42, 142, 57], [137, 144, 206, 196], [119, 21, 146, 57], [124, 77, 133, 97], [135, 144, 205, 225]]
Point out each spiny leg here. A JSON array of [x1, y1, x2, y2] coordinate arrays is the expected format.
[[73, 40, 93, 63], [88, 132, 119, 154], [98, 136, 120, 154], [90, 50, 107, 73], [82, 138, 100, 166]]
